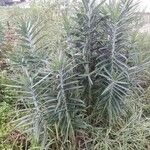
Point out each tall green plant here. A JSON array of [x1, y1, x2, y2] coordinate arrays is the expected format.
[[67, 0, 138, 124], [9, 16, 85, 149], [7, 0, 150, 149], [67, 0, 107, 111], [95, 0, 137, 123]]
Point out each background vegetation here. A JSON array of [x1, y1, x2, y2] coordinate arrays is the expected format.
[[0, 0, 150, 149]]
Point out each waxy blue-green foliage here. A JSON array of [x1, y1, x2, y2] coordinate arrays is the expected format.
[[4, 0, 150, 149]]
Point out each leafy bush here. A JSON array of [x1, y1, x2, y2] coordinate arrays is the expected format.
[[67, 0, 138, 124], [4, 0, 150, 149]]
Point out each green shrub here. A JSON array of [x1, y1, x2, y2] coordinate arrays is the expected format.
[[4, 0, 150, 149]]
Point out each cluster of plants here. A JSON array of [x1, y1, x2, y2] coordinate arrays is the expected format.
[[0, 0, 150, 149]]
